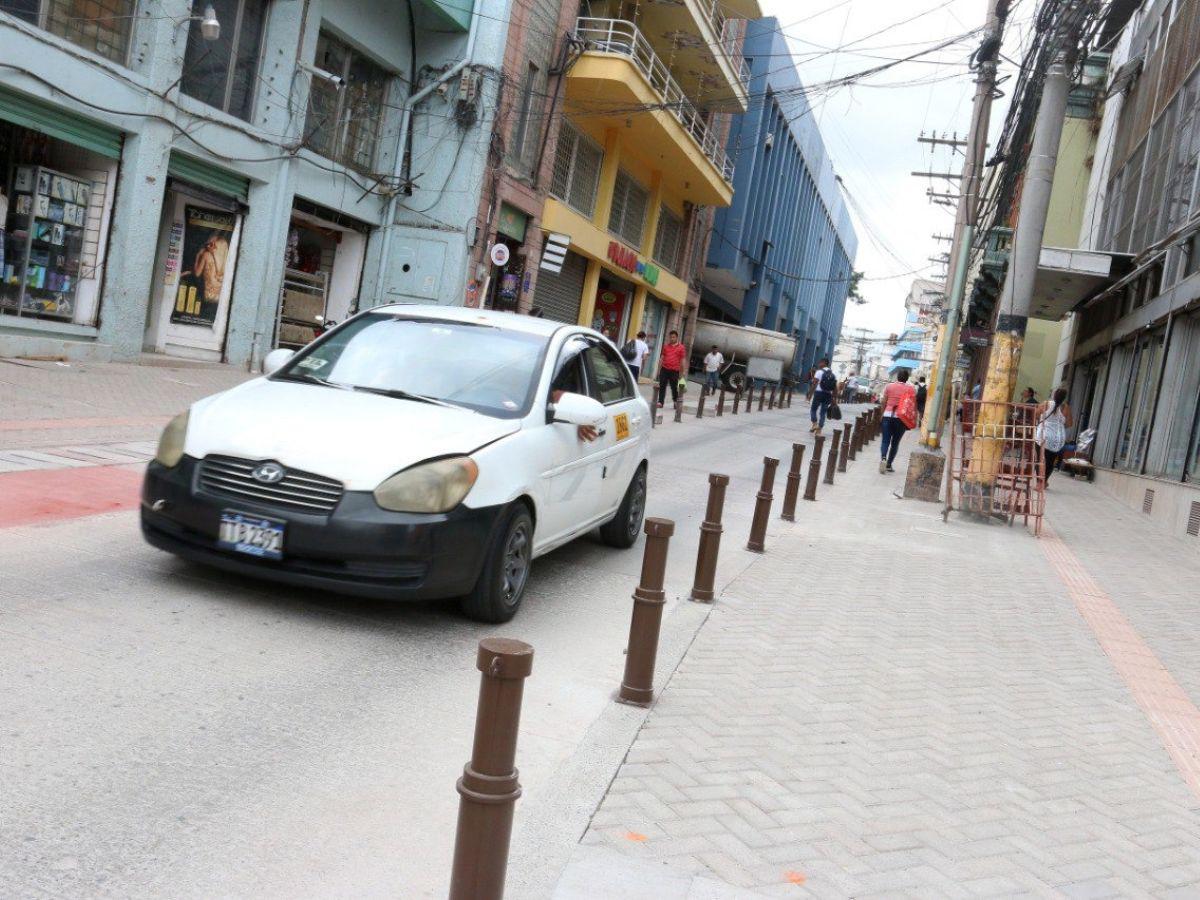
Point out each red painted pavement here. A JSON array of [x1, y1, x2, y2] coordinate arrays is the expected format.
[[0, 465, 144, 528]]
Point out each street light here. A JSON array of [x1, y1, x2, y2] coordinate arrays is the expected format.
[[198, 5, 220, 41]]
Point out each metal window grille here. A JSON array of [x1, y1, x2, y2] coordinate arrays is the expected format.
[[653, 205, 682, 272], [1143, 488, 1155, 513], [303, 31, 390, 173], [608, 169, 647, 248], [1187, 501, 1200, 537], [4, 0, 136, 64], [549, 121, 602, 217]]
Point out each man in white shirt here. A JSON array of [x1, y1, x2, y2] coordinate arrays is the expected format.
[[703, 344, 724, 394], [810, 357, 836, 435], [629, 331, 651, 382]]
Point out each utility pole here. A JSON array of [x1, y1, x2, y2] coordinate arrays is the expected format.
[[904, 0, 1010, 502], [968, 48, 1075, 492]]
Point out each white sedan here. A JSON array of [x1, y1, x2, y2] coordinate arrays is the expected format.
[[141, 306, 651, 622]]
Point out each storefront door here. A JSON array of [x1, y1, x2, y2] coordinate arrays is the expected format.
[[593, 275, 634, 343], [146, 187, 242, 361], [640, 297, 670, 377]]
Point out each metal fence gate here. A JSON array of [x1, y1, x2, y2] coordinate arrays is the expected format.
[[944, 397, 1046, 535]]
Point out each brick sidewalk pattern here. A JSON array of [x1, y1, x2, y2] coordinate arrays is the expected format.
[[575, 440, 1200, 897]]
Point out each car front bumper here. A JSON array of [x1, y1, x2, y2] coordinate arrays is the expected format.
[[140, 457, 502, 601]]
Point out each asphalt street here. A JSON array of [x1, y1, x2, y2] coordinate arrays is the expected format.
[[1, 394, 847, 899]]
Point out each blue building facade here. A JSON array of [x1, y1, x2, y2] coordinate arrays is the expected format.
[[701, 18, 858, 376]]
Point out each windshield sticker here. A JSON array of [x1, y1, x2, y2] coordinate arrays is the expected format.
[[502, 400, 518, 410], [296, 358, 328, 370]]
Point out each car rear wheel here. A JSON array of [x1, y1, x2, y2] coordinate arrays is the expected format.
[[459, 503, 534, 623], [600, 465, 646, 549]]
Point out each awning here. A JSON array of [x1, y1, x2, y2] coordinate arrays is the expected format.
[[1030, 246, 1132, 321]]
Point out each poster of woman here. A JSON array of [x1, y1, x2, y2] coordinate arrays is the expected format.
[[171, 205, 235, 326]]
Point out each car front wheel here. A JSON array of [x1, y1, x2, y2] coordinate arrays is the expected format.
[[459, 503, 534, 623], [600, 465, 646, 549]]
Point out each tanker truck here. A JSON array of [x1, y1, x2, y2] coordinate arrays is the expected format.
[[690, 319, 801, 393]]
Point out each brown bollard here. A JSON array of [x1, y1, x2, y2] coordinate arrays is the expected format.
[[716, 388, 726, 416], [619, 518, 675, 706], [769, 385, 777, 410], [674, 399, 683, 423], [732, 389, 741, 414], [746, 456, 779, 553], [690, 474, 729, 602], [838, 424, 852, 472], [696, 392, 706, 419], [780, 442, 807, 521], [803, 434, 824, 501], [849, 418, 860, 461], [824, 429, 841, 485], [449, 637, 534, 900], [757, 384, 766, 412]]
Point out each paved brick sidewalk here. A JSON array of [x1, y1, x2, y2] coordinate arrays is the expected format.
[[0, 357, 250, 450], [559, 437, 1200, 897]]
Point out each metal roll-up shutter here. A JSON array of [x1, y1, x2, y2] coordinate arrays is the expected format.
[[532, 250, 586, 324], [0, 84, 123, 159], [168, 151, 250, 203]]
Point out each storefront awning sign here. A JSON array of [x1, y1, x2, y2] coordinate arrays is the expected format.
[[607, 241, 660, 287], [489, 243, 511, 267], [540, 232, 570, 274]]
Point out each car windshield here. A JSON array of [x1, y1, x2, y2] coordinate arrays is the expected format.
[[274, 313, 549, 419]]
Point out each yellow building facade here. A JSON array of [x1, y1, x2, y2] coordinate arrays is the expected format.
[[531, 1, 758, 364]]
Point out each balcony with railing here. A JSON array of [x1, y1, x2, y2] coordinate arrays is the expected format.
[[620, 0, 752, 110], [567, 18, 736, 205]]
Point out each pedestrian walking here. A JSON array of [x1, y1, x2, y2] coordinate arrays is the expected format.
[[915, 376, 927, 427], [805, 366, 815, 399], [657, 330, 686, 409], [809, 358, 836, 435], [623, 330, 650, 382], [1035, 387, 1072, 483], [703, 344, 724, 395], [878, 369, 917, 473]]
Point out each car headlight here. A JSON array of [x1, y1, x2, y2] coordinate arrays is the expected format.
[[374, 456, 479, 513], [154, 410, 190, 468]]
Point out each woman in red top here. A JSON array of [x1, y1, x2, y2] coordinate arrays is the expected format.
[[878, 369, 917, 474]]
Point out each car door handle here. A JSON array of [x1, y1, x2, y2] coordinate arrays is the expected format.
[[597, 428, 608, 436]]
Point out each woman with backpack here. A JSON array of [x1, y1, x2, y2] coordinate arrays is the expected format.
[[878, 369, 918, 473], [1035, 387, 1073, 482]]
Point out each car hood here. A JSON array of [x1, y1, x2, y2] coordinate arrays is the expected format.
[[183, 378, 520, 490]]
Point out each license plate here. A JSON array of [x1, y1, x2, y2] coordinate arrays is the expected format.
[[218, 511, 285, 560]]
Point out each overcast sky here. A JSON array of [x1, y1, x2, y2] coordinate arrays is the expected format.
[[760, 0, 1022, 339]]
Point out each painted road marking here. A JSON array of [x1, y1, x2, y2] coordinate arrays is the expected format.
[[0, 465, 143, 528], [1042, 524, 1200, 799]]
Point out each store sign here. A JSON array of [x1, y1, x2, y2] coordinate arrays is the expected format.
[[171, 206, 236, 327], [607, 241, 660, 286], [540, 232, 570, 274], [489, 243, 511, 267], [959, 327, 991, 348], [496, 203, 528, 242]]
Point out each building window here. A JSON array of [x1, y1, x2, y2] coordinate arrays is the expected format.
[[1, 0, 134, 64], [652, 205, 682, 273], [303, 31, 391, 173], [180, 0, 268, 122], [608, 169, 648, 249], [509, 61, 540, 174], [549, 121, 602, 217]]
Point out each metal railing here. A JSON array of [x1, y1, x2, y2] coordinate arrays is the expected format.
[[697, 0, 751, 87], [574, 18, 735, 183]]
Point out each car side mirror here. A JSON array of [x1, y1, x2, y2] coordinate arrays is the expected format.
[[550, 391, 605, 428], [263, 348, 294, 376]]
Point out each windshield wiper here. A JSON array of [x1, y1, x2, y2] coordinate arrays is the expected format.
[[348, 385, 460, 408], [273, 372, 352, 390]]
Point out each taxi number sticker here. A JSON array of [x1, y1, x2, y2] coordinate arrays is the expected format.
[[614, 413, 631, 441]]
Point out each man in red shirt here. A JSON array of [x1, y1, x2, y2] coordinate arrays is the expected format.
[[657, 330, 687, 409]]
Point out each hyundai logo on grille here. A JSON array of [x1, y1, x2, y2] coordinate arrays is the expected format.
[[251, 462, 286, 484]]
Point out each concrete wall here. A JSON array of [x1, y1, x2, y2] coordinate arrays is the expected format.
[[1095, 467, 1200, 544], [0, 0, 509, 366]]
